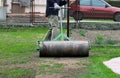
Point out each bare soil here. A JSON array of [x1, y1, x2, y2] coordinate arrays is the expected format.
[[35, 57, 89, 78], [0, 52, 89, 78], [71, 29, 120, 45]]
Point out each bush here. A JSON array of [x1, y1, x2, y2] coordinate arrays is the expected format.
[[106, 39, 117, 45]]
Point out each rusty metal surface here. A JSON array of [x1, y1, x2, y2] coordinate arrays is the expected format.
[[39, 41, 89, 57]]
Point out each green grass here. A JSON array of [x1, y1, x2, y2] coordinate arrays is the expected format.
[[74, 46, 120, 78], [82, 19, 114, 22], [0, 27, 47, 53], [0, 27, 48, 78], [64, 17, 114, 22], [0, 26, 120, 78], [0, 68, 35, 78]]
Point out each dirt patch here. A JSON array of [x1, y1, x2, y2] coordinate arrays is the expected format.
[[35, 57, 89, 78], [71, 29, 120, 45], [0, 50, 89, 78], [36, 73, 72, 78]]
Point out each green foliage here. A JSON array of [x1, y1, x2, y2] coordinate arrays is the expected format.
[[95, 34, 104, 45], [69, 28, 73, 35], [79, 29, 86, 36], [106, 39, 117, 45], [95, 34, 117, 45], [54, 63, 63, 68]]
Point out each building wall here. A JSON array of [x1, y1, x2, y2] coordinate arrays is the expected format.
[[5, 0, 68, 15], [5, 0, 46, 14], [6, 0, 12, 13], [33, 0, 46, 13], [0, 0, 3, 6], [1, 0, 11, 13], [25, 0, 46, 13]]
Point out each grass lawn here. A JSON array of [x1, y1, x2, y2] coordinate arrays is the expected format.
[[64, 17, 114, 22], [82, 19, 114, 22], [0, 26, 120, 78]]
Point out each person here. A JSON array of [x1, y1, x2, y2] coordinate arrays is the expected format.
[[45, 0, 67, 40]]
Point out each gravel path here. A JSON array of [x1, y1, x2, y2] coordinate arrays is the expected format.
[[103, 57, 120, 74]]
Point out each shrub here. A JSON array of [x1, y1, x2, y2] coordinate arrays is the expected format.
[[79, 29, 86, 36]]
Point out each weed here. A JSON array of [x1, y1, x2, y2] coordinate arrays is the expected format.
[[106, 39, 117, 45], [79, 29, 86, 36], [54, 63, 63, 68], [95, 34, 104, 45]]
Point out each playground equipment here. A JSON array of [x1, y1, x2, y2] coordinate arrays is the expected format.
[[37, 7, 90, 57]]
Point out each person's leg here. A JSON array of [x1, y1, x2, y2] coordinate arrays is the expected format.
[[48, 15, 59, 40]]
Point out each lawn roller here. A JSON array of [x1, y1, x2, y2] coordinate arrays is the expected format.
[[37, 7, 90, 57]]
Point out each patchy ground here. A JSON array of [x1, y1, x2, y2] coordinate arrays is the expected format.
[[72, 29, 120, 75], [0, 52, 89, 78], [71, 29, 120, 45], [35, 55, 89, 78], [1, 29, 120, 78]]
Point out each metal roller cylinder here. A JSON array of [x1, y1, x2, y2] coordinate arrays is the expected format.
[[39, 41, 89, 57]]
